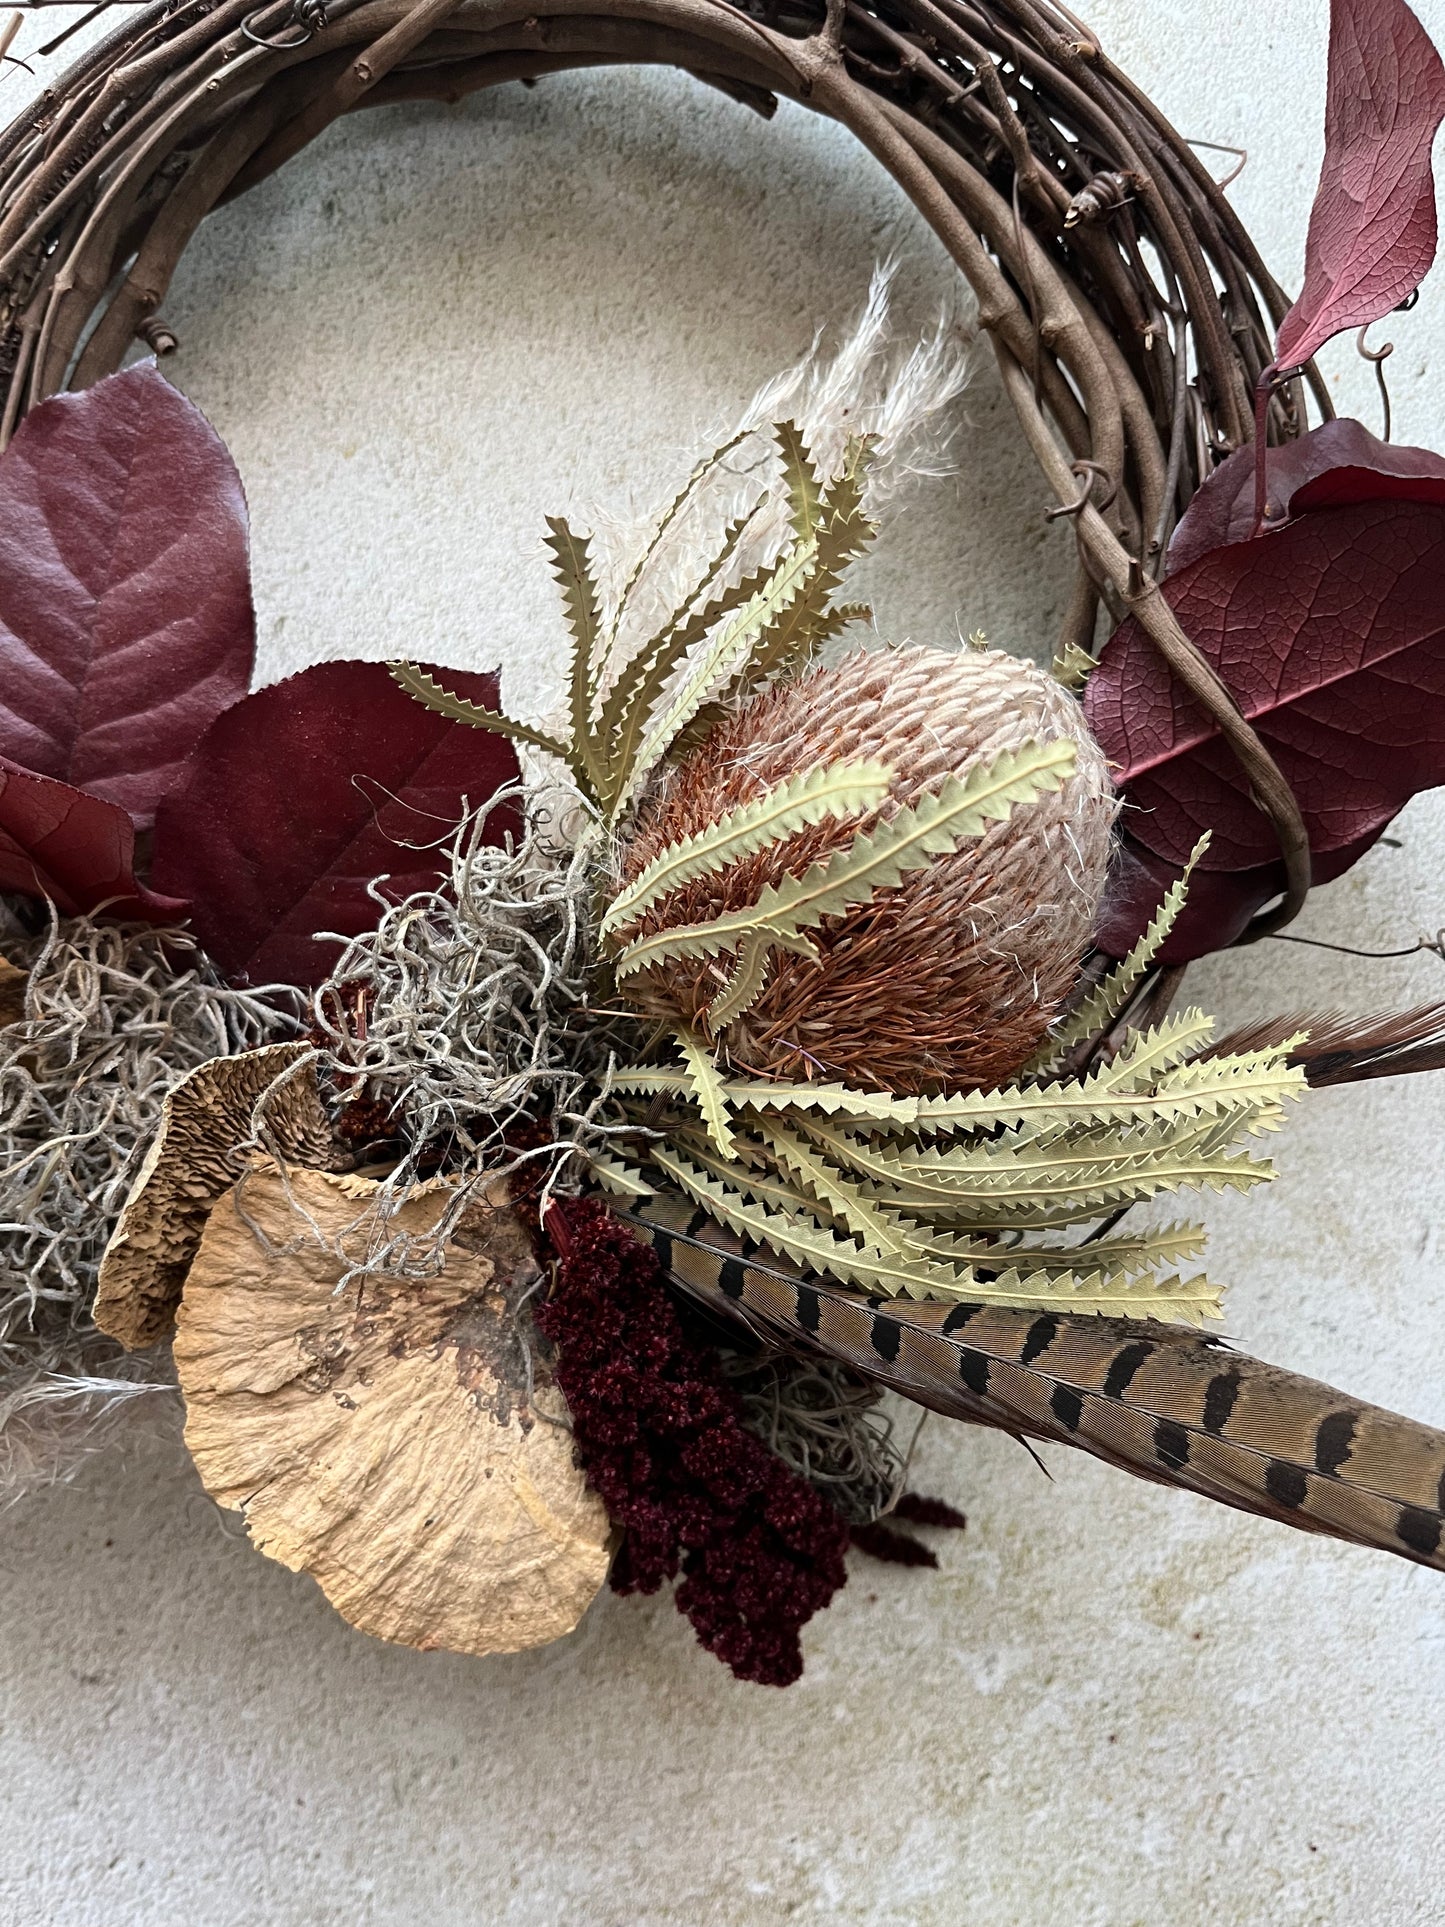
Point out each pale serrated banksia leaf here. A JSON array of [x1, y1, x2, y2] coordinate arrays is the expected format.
[[391, 423, 872, 821], [1026, 835, 1211, 1075], [600, 759, 895, 941], [613, 738, 1077, 983]]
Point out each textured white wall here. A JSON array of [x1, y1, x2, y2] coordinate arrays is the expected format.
[[4, 5, 1445, 1924]]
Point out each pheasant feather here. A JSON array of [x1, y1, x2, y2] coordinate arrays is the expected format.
[[616, 1193, 1445, 1574]]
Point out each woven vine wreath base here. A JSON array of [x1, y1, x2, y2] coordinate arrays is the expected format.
[[13, 0, 1445, 1686], [1, 0, 1318, 954]]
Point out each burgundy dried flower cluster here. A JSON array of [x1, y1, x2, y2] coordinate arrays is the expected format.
[[538, 1197, 850, 1687], [849, 1491, 970, 1568], [848, 1522, 940, 1568]]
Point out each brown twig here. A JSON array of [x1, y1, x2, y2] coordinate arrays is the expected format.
[[0, 0, 1321, 951]]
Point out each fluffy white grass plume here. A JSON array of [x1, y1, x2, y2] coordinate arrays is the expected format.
[[587, 262, 976, 687]]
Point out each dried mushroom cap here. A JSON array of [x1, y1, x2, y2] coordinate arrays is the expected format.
[[0, 953, 24, 1028], [94, 1041, 346, 1351], [174, 1166, 612, 1656]]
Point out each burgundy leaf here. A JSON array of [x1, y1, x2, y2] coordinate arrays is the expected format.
[[0, 755, 187, 922], [0, 363, 254, 828], [1167, 419, 1445, 574], [1094, 829, 1383, 963], [150, 660, 522, 986], [1085, 497, 1445, 872], [1275, 0, 1445, 368]]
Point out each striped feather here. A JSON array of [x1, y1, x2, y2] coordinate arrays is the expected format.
[[1207, 1002, 1445, 1088], [611, 1191, 1445, 1574]]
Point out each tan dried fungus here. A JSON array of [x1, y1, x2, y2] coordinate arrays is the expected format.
[[94, 1041, 347, 1351], [0, 953, 25, 1028], [173, 1165, 612, 1656]]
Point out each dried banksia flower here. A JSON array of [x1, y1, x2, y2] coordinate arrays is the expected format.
[[614, 643, 1115, 1094], [398, 412, 1289, 1329]]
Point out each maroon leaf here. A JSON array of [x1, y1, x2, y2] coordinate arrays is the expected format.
[[149, 660, 522, 986], [1094, 830, 1383, 964], [1167, 419, 1445, 574], [1275, 0, 1445, 368], [0, 756, 187, 922], [0, 363, 254, 828], [1085, 496, 1445, 873]]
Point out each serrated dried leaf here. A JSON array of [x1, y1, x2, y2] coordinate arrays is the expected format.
[[1026, 836, 1209, 1072], [723, 1080, 922, 1125], [619, 536, 825, 810], [94, 1042, 346, 1351], [388, 662, 570, 763], [607, 1066, 694, 1098], [755, 1117, 915, 1255], [641, 1019, 1292, 1144], [174, 1167, 612, 1656], [673, 1028, 737, 1158], [616, 738, 1075, 981], [776, 420, 824, 541], [649, 1145, 1220, 1317], [605, 428, 752, 644], [586, 1150, 659, 1198], [738, 455, 876, 693], [601, 759, 894, 941], [544, 515, 605, 796], [864, 1109, 1271, 1184], [671, 1127, 832, 1221], [889, 1216, 1210, 1279], [1051, 638, 1097, 693], [650, 1142, 978, 1297], [909, 1037, 1301, 1138], [1091, 1010, 1220, 1088], [814, 1117, 1274, 1219], [597, 535, 766, 812], [706, 931, 778, 1031]]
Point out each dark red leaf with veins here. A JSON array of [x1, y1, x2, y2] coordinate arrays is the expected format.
[[0, 364, 253, 828], [150, 660, 521, 986], [1275, 0, 1445, 368], [0, 755, 187, 922], [1085, 497, 1445, 873], [1093, 830, 1382, 964], [1167, 420, 1445, 574]]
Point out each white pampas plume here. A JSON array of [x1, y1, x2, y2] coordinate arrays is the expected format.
[[742, 259, 976, 504], [589, 262, 976, 665]]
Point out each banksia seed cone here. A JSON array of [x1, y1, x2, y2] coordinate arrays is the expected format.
[[615, 644, 1115, 1094]]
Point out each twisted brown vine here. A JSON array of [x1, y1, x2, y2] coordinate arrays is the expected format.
[[0, 0, 1321, 933]]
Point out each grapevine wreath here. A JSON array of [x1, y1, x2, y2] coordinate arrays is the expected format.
[[2, 0, 1445, 1685]]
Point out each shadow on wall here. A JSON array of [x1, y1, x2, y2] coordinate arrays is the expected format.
[[154, 67, 1079, 707], [2, 1395, 1436, 1927]]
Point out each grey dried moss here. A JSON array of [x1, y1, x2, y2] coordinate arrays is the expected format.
[[0, 908, 290, 1495], [306, 787, 645, 1288]]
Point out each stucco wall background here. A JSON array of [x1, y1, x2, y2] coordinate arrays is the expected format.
[[3, 5, 1445, 1923]]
